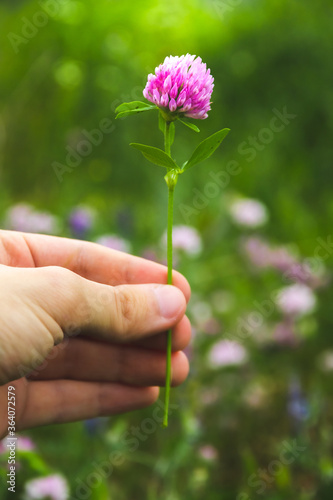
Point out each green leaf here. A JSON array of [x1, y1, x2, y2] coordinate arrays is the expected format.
[[130, 143, 178, 169], [115, 101, 156, 119], [116, 108, 155, 119], [178, 119, 200, 133], [115, 101, 153, 113], [182, 128, 230, 171]]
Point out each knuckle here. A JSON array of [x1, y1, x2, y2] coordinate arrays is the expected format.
[[42, 265, 75, 284], [44, 266, 82, 293], [39, 266, 87, 311], [112, 286, 142, 337]]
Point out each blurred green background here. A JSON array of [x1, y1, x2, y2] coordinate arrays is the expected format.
[[1, 0, 333, 499]]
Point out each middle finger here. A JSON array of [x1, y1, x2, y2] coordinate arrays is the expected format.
[[28, 338, 190, 387]]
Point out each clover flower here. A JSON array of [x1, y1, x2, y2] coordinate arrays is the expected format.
[[143, 54, 214, 119], [116, 55, 229, 426], [16, 436, 35, 451], [242, 237, 326, 288], [276, 284, 316, 317], [229, 198, 268, 228], [208, 340, 248, 368], [4, 203, 59, 234], [24, 474, 69, 500]]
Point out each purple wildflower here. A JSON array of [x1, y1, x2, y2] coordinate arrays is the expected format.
[[143, 54, 214, 119], [68, 206, 95, 238], [287, 376, 309, 425]]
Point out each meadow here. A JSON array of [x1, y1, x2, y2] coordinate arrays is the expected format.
[[0, 1, 333, 498]]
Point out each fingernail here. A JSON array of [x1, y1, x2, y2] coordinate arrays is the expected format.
[[153, 285, 184, 319]]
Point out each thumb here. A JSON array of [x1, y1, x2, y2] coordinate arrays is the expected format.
[[36, 267, 187, 342]]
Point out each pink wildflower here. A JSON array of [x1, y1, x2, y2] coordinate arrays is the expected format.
[[96, 234, 131, 253], [4, 203, 59, 234], [24, 474, 69, 500], [276, 284, 316, 317], [229, 198, 268, 228], [208, 340, 248, 368], [17, 436, 35, 451], [199, 445, 218, 461], [143, 54, 214, 119]]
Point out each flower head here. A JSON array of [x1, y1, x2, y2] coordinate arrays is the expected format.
[[198, 445, 218, 461], [68, 206, 95, 238], [4, 203, 59, 234], [143, 54, 214, 119], [242, 237, 296, 270], [208, 340, 248, 368], [276, 284, 316, 317], [24, 474, 69, 500], [229, 198, 268, 228], [17, 436, 35, 451]]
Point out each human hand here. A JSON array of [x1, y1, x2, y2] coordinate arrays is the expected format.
[[0, 230, 191, 438]]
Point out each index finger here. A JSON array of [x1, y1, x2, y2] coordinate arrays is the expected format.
[[0, 230, 191, 302]]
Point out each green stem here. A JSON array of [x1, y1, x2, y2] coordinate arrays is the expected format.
[[163, 185, 174, 428], [163, 120, 173, 428], [164, 120, 171, 156]]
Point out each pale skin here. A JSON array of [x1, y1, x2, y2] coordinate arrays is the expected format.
[[0, 230, 191, 439]]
